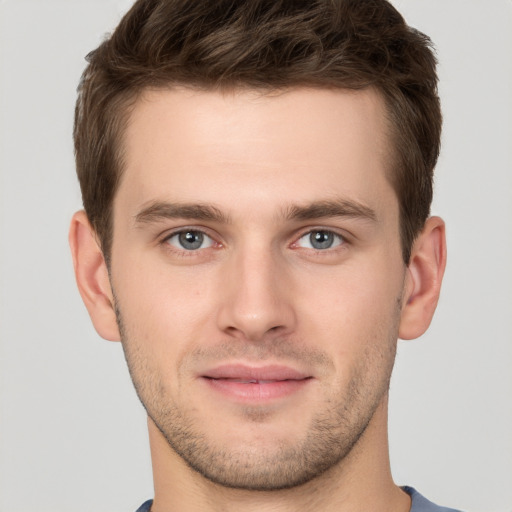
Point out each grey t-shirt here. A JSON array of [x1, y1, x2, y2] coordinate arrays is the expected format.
[[135, 486, 463, 511]]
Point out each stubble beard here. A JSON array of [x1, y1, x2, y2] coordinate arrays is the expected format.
[[115, 304, 400, 491]]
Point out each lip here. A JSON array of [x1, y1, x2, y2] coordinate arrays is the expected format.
[[200, 364, 313, 402], [204, 364, 310, 381]]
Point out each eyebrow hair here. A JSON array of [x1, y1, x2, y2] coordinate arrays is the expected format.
[[134, 201, 231, 225], [282, 199, 377, 222], [134, 198, 376, 227]]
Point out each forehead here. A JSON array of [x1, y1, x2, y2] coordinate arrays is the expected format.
[[117, 86, 394, 217]]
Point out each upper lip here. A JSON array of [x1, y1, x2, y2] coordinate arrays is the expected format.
[[202, 364, 310, 381]]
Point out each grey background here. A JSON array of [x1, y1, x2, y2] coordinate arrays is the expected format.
[[0, 1, 511, 511]]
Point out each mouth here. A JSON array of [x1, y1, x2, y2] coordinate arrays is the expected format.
[[200, 364, 313, 402], [211, 379, 289, 384]]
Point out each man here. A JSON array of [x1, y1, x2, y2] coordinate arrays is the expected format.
[[69, 0, 459, 510]]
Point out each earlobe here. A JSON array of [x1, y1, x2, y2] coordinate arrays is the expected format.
[[69, 211, 121, 341], [399, 216, 447, 340]]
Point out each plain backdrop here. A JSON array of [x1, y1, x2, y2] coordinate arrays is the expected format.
[[0, 1, 511, 511]]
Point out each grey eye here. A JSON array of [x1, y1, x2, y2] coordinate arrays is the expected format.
[[297, 230, 343, 250], [167, 230, 213, 250]]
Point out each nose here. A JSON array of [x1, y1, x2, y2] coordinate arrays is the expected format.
[[216, 246, 296, 342]]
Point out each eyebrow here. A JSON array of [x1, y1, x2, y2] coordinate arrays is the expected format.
[[134, 198, 377, 226], [282, 199, 377, 223], [134, 201, 231, 225]]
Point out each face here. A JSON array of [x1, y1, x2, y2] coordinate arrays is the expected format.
[[110, 87, 407, 490]]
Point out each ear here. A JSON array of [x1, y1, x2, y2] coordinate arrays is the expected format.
[[69, 210, 121, 341], [399, 216, 447, 340]]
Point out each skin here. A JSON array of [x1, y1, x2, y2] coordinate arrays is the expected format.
[[70, 87, 446, 512]]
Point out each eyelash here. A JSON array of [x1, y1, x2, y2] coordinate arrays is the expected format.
[[159, 227, 350, 256], [161, 228, 219, 254], [297, 229, 345, 247]]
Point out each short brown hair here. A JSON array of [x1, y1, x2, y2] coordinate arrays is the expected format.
[[74, 0, 441, 264]]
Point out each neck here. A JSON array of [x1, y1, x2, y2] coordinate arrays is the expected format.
[[147, 396, 411, 512]]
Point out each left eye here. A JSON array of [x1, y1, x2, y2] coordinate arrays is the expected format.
[[165, 230, 214, 251], [296, 230, 344, 250]]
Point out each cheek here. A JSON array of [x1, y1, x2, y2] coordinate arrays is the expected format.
[[111, 257, 221, 355], [298, 257, 403, 325], [294, 256, 404, 365]]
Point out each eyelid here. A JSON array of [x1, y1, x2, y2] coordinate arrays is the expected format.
[[160, 224, 216, 241], [291, 227, 349, 248], [157, 224, 351, 253], [169, 231, 213, 250], [160, 226, 222, 251]]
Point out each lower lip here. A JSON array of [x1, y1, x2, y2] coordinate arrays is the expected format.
[[202, 377, 311, 402]]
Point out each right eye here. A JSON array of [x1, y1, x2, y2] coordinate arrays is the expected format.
[[295, 229, 345, 251], [164, 230, 214, 251]]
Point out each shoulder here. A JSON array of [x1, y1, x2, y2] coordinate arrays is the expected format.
[[403, 487, 464, 512], [135, 499, 153, 512]]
